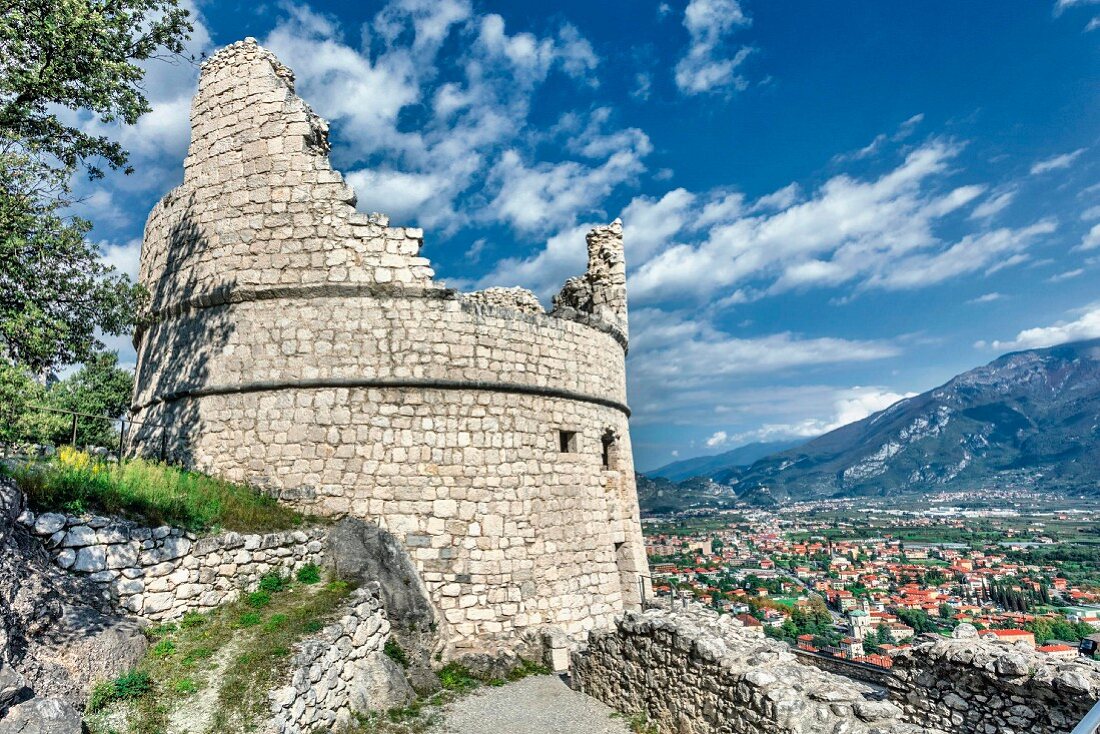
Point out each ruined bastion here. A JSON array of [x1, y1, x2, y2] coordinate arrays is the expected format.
[[127, 39, 650, 660]]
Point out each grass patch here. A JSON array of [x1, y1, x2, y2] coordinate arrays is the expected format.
[[297, 563, 322, 585], [4, 448, 304, 533], [86, 671, 152, 714], [384, 638, 410, 668], [84, 578, 355, 734]]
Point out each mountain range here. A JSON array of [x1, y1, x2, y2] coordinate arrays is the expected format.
[[638, 338, 1100, 512], [646, 440, 803, 482]]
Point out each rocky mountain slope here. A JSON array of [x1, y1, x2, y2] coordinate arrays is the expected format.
[[644, 440, 804, 483], [725, 339, 1100, 504], [635, 474, 741, 516]]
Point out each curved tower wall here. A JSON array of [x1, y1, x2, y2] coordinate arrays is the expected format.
[[130, 39, 649, 656]]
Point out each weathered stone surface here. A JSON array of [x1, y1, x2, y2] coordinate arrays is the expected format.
[[0, 479, 147, 727], [0, 696, 82, 734], [124, 36, 650, 658], [19, 508, 326, 623], [268, 585, 410, 734], [572, 605, 929, 734]]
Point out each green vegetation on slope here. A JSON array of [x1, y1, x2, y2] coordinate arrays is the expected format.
[[85, 574, 353, 734], [4, 448, 303, 533]]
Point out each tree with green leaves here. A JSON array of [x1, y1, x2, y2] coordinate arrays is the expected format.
[[0, 0, 192, 372]]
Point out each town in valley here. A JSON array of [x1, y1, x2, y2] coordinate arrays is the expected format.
[[643, 489, 1100, 669]]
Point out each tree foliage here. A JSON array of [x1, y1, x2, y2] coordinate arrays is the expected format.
[[0, 0, 192, 371], [0, 351, 132, 447]]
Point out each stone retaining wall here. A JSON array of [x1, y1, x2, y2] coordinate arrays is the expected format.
[[571, 606, 923, 734], [268, 584, 413, 733], [17, 509, 326, 621], [889, 628, 1100, 734], [573, 607, 1100, 734]]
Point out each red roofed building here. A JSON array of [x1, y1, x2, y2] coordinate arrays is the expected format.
[[981, 629, 1036, 647]]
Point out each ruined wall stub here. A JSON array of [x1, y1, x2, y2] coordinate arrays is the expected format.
[[129, 38, 650, 659]]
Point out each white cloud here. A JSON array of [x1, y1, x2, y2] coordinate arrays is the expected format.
[[627, 309, 900, 404], [1049, 268, 1085, 282], [1087, 16, 1100, 30], [970, 189, 1017, 219], [1079, 223, 1100, 250], [263, 3, 611, 233], [713, 386, 917, 445], [991, 303, 1100, 350], [1030, 148, 1087, 175], [629, 141, 1041, 303], [705, 431, 728, 447], [1054, 0, 1100, 15], [99, 239, 143, 281], [967, 292, 1004, 304], [674, 0, 753, 94]]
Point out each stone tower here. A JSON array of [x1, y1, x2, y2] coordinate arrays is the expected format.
[[129, 39, 650, 660]]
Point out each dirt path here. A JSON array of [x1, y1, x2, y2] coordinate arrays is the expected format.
[[441, 675, 632, 734]]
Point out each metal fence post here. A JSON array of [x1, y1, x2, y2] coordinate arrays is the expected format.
[[70, 413, 78, 447], [118, 419, 127, 462], [160, 429, 167, 463]]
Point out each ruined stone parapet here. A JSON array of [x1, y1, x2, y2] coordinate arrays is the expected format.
[[890, 630, 1100, 733], [463, 287, 544, 315], [129, 39, 650, 660], [572, 605, 926, 734], [552, 219, 628, 344]]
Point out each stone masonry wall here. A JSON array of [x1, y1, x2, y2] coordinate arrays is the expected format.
[[888, 627, 1100, 734], [268, 585, 412, 734], [573, 607, 1100, 734], [17, 508, 325, 621], [572, 606, 924, 734], [128, 37, 650, 660]]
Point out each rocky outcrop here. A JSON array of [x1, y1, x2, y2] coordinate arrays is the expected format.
[[890, 625, 1100, 733], [0, 478, 146, 730], [325, 518, 439, 692], [571, 605, 925, 734], [18, 508, 326, 621], [268, 584, 413, 733]]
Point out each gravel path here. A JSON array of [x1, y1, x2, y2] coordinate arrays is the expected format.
[[441, 675, 631, 734]]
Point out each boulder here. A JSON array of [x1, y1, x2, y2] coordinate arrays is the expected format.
[[0, 696, 81, 734], [348, 653, 415, 713]]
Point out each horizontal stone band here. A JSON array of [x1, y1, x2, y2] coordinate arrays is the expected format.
[[132, 376, 632, 417], [139, 282, 628, 351]]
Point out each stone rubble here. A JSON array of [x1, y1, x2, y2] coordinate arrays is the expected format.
[[267, 584, 413, 734], [571, 605, 927, 734], [17, 509, 326, 621], [889, 623, 1100, 733]]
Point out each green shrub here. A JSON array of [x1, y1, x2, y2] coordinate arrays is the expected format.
[[237, 612, 262, 627], [151, 640, 176, 659], [247, 591, 272, 609], [183, 647, 214, 665], [438, 663, 479, 692], [258, 572, 289, 593], [301, 620, 323, 634], [180, 611, 206, 629], [383, 638, 410, 668], [86, 670, 152, 713], [507, 658, 551, 681], [173, 678, 198, 694], [144, 623, 177, 640], [326, 580, 349, 593], [263, 613, 288, 632], [296, 563, 322, 585]]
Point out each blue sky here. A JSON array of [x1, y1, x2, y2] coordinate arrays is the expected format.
[[80, 0, 1099, 471]]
